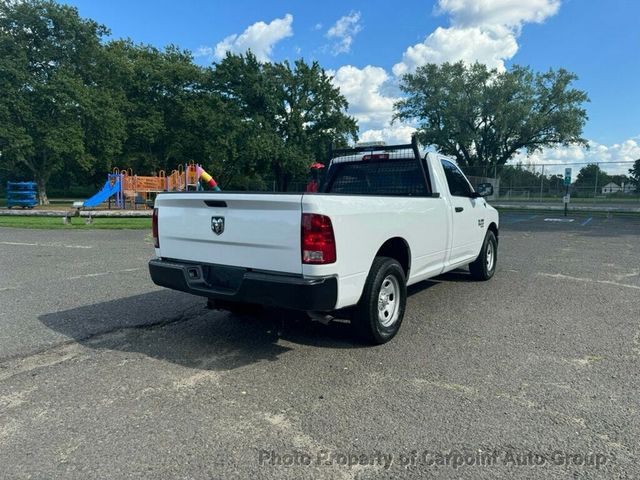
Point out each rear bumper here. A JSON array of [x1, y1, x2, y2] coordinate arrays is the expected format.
[[149, 258, 337, 311]]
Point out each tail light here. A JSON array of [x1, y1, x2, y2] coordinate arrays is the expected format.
[[301, 213, 336, 264], [152, 208, 159, 248]]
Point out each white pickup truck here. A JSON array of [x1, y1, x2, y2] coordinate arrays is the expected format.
[[149, 140, 499, 344]]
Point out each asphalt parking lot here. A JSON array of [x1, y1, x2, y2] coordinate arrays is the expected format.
[[1, 212, 639, 479]]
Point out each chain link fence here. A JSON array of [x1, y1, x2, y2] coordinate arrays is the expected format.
[[460, 161, 639, 205], [268, 159, 640, 207]]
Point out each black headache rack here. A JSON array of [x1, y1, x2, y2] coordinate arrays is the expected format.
[[331, 134, 421, 157], [326, 135, 439, 197]]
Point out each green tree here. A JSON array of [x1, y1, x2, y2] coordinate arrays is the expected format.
[[103, 41, 225, 176], [394, 62, 589, 168], [209, 52, 277, 189], [212, 53, 357, 191], [268, 59, 358, 190], [628, 159, 640, 187], [609, 174, 629, 187], [498, 164, 544, 189], [0, 5, 359, 199], [574, 164, 610, 192], [0, 0, 125, 204]]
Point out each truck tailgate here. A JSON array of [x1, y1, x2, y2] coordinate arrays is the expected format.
[[155, 193, 303, 274]]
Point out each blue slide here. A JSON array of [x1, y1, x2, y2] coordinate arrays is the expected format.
[[83, 177, 121, 207]]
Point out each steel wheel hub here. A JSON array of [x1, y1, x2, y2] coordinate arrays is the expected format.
[[378, 275, 400, 327], [486, 241, 494, 271]]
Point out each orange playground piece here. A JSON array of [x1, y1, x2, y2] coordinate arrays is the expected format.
[[83, 164, 220, 209]]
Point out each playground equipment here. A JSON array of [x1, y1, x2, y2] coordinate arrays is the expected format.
[[6, 181, 37, 209], [195, 166, 221, 191], [81, 164, 220, 209], [83, 174, 122, 208]]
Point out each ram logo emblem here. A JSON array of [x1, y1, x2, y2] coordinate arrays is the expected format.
[[211, 216, 225, 235]]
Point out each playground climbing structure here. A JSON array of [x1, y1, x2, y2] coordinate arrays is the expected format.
[[82, 164, 219, 209]]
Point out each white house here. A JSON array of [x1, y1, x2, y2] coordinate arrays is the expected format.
[[602, 182, 636, 194], [602, 182, 620, 194]]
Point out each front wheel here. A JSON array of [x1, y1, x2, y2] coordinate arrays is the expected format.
[[352, 257, 407, 344], [469, 230, 497, 280]]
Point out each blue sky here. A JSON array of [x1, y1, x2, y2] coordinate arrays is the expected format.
[[63, 0, 640, 168]]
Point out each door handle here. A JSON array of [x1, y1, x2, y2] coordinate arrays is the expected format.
[[455, 207, 464, 212]]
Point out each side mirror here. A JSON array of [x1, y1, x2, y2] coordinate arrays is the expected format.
[[475, 182, 494, 197]]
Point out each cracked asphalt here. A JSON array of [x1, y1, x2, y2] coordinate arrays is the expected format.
[[1, 212, 639, 479]]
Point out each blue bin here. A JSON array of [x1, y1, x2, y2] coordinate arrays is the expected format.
[[7, 181, 38, 209]]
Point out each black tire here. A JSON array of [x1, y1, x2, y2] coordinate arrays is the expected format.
[[469, 230, 497, 281], [352, 256, 407, 344]]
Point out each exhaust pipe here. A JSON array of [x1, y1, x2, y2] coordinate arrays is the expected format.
[[307, 311, 334, 325]]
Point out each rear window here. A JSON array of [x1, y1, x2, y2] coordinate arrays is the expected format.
[[324, 159, 430, 196]]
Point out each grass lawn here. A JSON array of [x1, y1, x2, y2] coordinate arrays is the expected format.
[[498, 196, 640, 203], [0, 216, 151, 229], [494, 206, 640, 217]]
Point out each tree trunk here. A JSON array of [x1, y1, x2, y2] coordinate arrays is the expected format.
[[273, 163, 284, 192], [36, 176, 49, 205]]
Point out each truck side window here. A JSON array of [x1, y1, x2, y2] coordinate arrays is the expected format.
[[440, 159, 473, 197]]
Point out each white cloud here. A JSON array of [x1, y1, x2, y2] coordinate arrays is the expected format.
[[393, 25, 517, 75], [393, 0, 560, 75], [437, 0, 560, 27], [360, 125, 417, 145], [194, 46, 213, 58], [326, 11, 362, 55], [329, 1, 564, 146], [330, 65, 397, 130], [213, 14, 293, 62], [330, 65, 418, 145]]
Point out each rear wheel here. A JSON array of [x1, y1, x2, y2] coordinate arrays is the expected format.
[[469, 230, 497, 280], [352, 257, 406, 344]]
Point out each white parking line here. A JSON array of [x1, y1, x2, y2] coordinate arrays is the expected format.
[[539, 272, 640, 291], [67, 272, 110, 280], [68, 267, 142, 280], [0, 241, 92, 249]]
